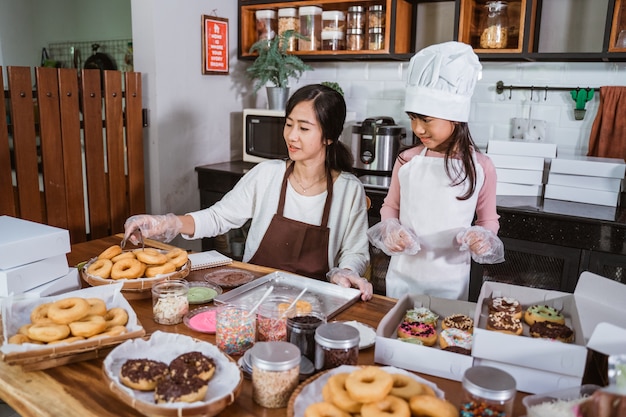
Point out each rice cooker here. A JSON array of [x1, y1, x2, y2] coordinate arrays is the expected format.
[[352, 116, 406, 173]]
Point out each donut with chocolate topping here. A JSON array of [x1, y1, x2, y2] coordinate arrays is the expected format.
[[529, 321, 574, 343], [154, 376, 208, 404], [441, 314, 474, 333], [169, 351, 216, 383], [119, 359, 169, 391], [486, 311, 523, 335], [488, 296, 522, 319]]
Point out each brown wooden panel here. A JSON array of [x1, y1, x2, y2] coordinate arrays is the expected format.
[[58, 68, 87, 243], [81, 69, 110, 238], [124, 72, 146, 215], [0, 68, 16, 216], [35, 67, 68, 231], [103, 70, 127, 234], [7, 67, 42, 222]]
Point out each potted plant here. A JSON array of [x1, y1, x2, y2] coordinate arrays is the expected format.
[[247, 30, 313, 110]]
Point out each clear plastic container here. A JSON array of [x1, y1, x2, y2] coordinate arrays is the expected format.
[[322, 10, 345, 32], [368, 4, 385, 30], [278, 8, 299, 52], [299, 6, 323, 51], [346, 28, 365, 51], [368, 27, 385, 50], [321, 30, 345, 51], [347, 5, 366, 31], [460, 366, 516, 416], [151, 280, 189, 325], [250, 341, 301, 408], [286, 312, 326, 364], [216, 304, 256, 355], [255, 9, 277, 44], [480, 1, 509, 49], [314, 322, 360, 371], [256, 295, 290, 342]]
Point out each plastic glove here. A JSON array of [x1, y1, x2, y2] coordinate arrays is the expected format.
[[326, 267, 373, 301], [456, 226, 505, 264], [123, 213, 183, 244], [367, 218, 420, 256]]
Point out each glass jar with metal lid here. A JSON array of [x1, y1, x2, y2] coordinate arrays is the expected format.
[[479, 1, 509, 49], [368, 4, 385, 30], [314, 322, 359, 371], [347, 5, 366, 31], [460, 366, 516, 416], [250, 341, 301, 408], [346, 28, 365, 51], [368, 27, 385, 50]]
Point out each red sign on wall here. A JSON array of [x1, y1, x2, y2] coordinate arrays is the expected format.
[[202, 15, 229, 75]]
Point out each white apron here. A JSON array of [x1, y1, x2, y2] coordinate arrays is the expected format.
[[386, 148, 485, 300]]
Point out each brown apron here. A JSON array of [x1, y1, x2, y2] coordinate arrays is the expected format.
[[249, 163, 333, 280]]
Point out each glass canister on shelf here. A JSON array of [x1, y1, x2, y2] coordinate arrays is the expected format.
[[250, 341, 301, 408], [314, 322, 360, 371], [460, 366, 516, 416], [278, 8, 299, 52], [299, 6, 323, 51], [347, 5, 366, 32], [322, 31, 345, 51], [322, 10, 345, 32], [346, 28, 365, 51], [368, 27, 385, 51], [368, 4, 385, 30], [479, 1, 509, 49], [255, 9, 277, 45]]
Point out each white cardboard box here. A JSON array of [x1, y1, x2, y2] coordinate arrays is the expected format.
[[497, 168, 544, 185], [548, 172, 622, 192], [0, 216, 70, 270], [24, 268, 81, 297], [488, 154, 546, 171], [550, 156, 626, 179], [545, 184, 620, 207], [487, 140, 557, 159], [0, 255, 69, 297], [497, 182, 543, 196], [375, 294, 475, 382]]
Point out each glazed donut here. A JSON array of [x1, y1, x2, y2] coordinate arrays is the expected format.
[[47, 297, 90, 324], [530, 321, 574, 343], [524, 304, 565, 326], [86, 298, 107, 316], [488, 296, 522, 319], [361, 395, 411, 417], [165, 248, 188, 269], [86, 258, 113, 279], [120, 358, 169, 391], [304, 402, 351, 417], [30, 303, 54, 324], [154, 376, 208, 404], [69, 314, 108, 337], [409, 394, 457, 417], [487, 312, 523, 335], [397, 321, 437, 346], [389, 374, 435, 400], [169, 351, 216, 383], [345, 366, 393, 403], [104, 307, 129, 328], [111, 258, 145, 279], [48, 336, 85, 345], [439, 328, 473, 350], [325, 373, 362, 413], [98, 245, 123, 260], [135, 248, 168, 265], [441, 314, 474, 333], [111, 251, 136, 263], [89, 325, 127, 339], [27, 323, 71, 342], [403, 307, 439, 325], [145, 262, 176, 277]]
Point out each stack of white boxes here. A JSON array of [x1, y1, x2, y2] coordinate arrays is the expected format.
[[0, 216, 80, 299], [486, 140, 558, 197], [545, 156, 626, 207]]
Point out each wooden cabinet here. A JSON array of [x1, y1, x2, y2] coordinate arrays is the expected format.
[[609, 0, 626, 51], [238, 0, 415, 61]]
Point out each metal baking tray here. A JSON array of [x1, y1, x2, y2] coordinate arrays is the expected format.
[[213, 271, 361, 320]]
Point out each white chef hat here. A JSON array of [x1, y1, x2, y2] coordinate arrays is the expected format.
[[404, 41, 482, 122]]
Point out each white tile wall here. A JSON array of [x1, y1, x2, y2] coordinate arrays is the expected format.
[[275, 60, 626, 156]]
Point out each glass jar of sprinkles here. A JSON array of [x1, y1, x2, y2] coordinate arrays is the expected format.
[[216, 304, 256, 355], [256, 296, 290, 342], [151, 280, 189, 325], [250, 341, 301, 408], [460, 366, 516, 417], [314, 322, 360, 371]]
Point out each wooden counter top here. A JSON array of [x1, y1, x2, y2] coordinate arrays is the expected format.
[[0, 235, 530, 416]]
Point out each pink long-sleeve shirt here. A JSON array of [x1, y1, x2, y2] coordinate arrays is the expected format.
[[380, 145, 500, 234]]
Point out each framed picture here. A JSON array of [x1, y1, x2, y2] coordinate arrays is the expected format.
[[202, 15, 229, 75]]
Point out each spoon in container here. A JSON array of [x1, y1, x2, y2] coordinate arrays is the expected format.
[[280, 287, 308, 318], [246, 285, 274, 318]]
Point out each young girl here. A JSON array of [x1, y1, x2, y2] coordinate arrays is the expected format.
[[368, 42, 503, 300], [124, 84, 373, 301]]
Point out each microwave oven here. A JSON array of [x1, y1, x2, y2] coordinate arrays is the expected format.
[[242, 108, 288, 163]]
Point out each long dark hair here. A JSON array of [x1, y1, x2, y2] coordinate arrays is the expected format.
[[285, 84, 354, 173], [401, 114, 479, 200]]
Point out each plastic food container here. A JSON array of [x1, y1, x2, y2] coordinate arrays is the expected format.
[[480, 1, 509, 49], [255, 9, 277, 43], [322, 10, 345, 32], [522, 384, 600, 417], [321, 30, 345, 51], [151, 280, 189, 325], [256, 295, 291, 342], [460, 366, 516, 416], [278, 8, 299, 52], [216, 304, 256, 355], [298, 6, 322, 51], [250, 341, 301, 408], [314, 322, 360, 371]]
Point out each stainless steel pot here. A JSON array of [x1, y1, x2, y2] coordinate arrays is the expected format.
[[352, 116, 406, 173]]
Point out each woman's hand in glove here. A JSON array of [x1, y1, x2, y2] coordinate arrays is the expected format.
[[327, 268, 373, 301], [456, 226, 505, 264], [123, 213, 184, 244], [367, 218, 420, 256]]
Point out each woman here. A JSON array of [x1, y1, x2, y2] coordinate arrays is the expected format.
[[124, 84, 373, 300], [368, 42, 504, 300]]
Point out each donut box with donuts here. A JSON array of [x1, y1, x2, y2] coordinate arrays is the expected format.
[[374, 293, 476, 382], [0, 283, 145, 371], [472, 272, 626, 394]]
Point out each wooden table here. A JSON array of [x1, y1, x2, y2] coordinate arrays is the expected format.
[[0, 235, 530, 416]]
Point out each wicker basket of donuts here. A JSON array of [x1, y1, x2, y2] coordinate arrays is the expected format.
[[287, 364, 458, 417], [0, 283, 145, 371], [81, 244, 190, 299], [102, 331, 243, 417]]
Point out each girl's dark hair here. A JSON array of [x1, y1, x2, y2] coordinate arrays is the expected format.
[[402, 113, 479, 200], [285, 84, 354, 173]]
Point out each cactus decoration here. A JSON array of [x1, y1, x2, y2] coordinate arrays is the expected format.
[[570, 88, 594, 120]]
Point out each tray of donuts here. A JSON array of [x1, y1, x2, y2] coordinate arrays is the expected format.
[[287, 365, 459, 417], [80, 244, 191, 299], [0, 283, 145, 371], [102, 331, 243, 417]]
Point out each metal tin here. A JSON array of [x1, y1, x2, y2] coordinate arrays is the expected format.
[[314, 322, 359, 370]]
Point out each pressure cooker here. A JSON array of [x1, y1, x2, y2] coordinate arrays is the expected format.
[[352, 116, 406, 173]]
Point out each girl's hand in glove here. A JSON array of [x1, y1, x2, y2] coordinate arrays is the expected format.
[[123, 213, 183, 244], [327, 268, 373, 301], [456, 226, 505, 264], [367, 218, 420, 256]]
